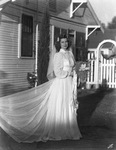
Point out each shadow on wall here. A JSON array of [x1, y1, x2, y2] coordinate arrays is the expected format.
[[0, 70, 8, 79], [0, 70, 16, 97]]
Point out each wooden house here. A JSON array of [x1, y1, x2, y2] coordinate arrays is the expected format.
[[0, 0, 103, 96]]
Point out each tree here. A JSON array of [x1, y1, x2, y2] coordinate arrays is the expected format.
[[101, 22, 106, 30], [37, 4, 50, 85], [107, 16, 116, 29]]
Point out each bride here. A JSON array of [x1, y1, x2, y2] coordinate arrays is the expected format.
[[0, 34, 82, 143]]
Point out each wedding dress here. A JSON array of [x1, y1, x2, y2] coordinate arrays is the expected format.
[[0, 49, 82, 143]]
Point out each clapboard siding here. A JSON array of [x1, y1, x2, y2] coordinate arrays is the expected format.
[[0, 11, 35, 97]]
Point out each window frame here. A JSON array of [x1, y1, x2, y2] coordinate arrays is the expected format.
[[18, 13, 34, 59]]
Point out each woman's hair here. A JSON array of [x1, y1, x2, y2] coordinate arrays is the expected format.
[[55, 34, 71, 52], [59, 34, 68, 42]]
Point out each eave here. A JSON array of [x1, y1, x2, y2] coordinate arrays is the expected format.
[[70, 0, 104, 40], [0, 0, 15, 11]]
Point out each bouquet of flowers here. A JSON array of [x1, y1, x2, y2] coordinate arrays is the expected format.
[[76, 61, 90, 89]]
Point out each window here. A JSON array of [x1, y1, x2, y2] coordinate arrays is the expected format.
[[21, 14, 33, 57], [54, 27, 60, 43], [54, 27, 68, 43]]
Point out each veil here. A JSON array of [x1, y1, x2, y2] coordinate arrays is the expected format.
[[47, 45, 57, 80]]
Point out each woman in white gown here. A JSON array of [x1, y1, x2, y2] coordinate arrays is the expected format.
[[0, 34, 82, 143]]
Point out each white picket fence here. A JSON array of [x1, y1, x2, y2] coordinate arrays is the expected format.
[[86, 48, 116, 88]]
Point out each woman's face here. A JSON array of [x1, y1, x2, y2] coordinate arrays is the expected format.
[[60, 38, 68, 50]]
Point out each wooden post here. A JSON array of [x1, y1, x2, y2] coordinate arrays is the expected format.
[[35, 0, 39, 87]]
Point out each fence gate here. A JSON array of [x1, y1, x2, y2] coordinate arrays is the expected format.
[[87, 48, 116, 88]]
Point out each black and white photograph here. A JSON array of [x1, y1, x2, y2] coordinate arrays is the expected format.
[[0, 0, 116, 150]]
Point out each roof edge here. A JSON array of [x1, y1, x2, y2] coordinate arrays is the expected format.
[[87, 0, 104, 33]]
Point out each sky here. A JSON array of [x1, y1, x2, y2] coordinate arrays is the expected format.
[[89, 0, 116, 25]]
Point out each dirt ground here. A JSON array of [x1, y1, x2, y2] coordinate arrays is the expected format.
[[0, 125, 116, 150]]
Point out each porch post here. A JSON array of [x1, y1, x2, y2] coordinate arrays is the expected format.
[[95, 46, 100, 89], [35, 0, 39, 86], [35, 24, 38, 86]]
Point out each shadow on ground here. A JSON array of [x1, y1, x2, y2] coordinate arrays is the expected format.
[[77, 88, 116, 130], [0, 88, 116, 150]]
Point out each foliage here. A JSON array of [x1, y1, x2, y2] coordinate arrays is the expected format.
[[107, 16, 116, 29], [76, 61, 90, 89], [27, 72, 37, 88], [101, 23, 106, 29], [37, 4, 50, 85]]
